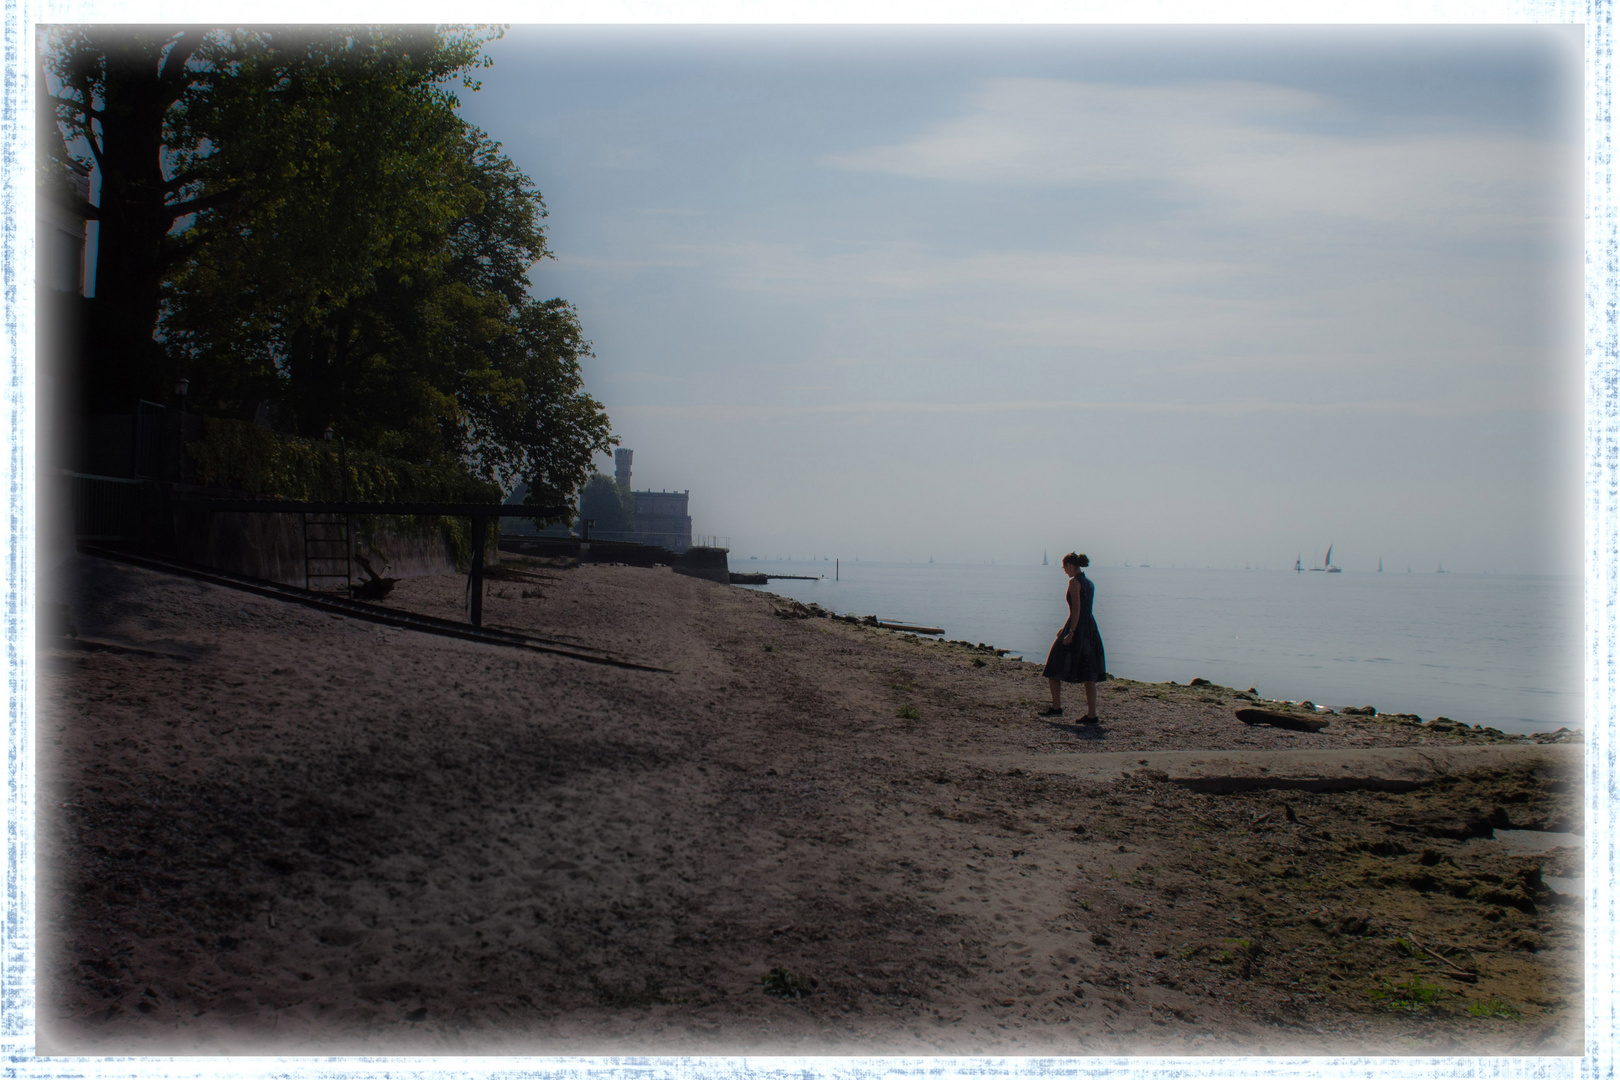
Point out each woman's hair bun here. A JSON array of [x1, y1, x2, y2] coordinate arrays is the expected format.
[[1063, 551, 1088, 568]]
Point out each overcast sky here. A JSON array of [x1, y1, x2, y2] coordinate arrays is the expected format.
[[457, 25, 1583, 572]]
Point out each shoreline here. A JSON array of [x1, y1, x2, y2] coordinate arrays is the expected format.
[[733, 562, 1583, 737], [39, 556, 1583, 1055], [762, 593, 1581, 747]]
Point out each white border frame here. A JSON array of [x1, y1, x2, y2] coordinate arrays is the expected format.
[[1, 4, 1608, 1079]]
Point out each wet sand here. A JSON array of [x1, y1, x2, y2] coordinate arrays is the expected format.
[[37, 554, 1583, 1055]]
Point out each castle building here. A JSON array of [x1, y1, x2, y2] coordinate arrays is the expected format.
[[615, 449, 694, 552]]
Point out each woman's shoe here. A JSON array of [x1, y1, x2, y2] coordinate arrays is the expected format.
[[1038, 706, 1064, 717], [1081, 714, 1100, 723]]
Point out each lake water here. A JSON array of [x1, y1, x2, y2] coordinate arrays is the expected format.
[[737, 561, 1582, 736]]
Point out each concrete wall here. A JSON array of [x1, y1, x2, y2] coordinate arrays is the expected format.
[[172, 510, 458, 588], [672, 545, 729, 584]]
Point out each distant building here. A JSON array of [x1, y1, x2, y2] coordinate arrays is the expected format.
[[632, 488, 692, 551], [615, 449, 694, 552], [504, 450, 696, 551]]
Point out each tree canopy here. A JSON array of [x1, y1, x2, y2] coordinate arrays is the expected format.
[[40, 25, 613, 513], [578, 473, 636, 535]]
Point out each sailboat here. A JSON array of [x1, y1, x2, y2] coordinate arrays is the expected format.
[[1310, 544, 1341, 572], [1295, 555, 1302, 573], [1042, 551, 1048, 566], [1378, 557, 1383, 573]]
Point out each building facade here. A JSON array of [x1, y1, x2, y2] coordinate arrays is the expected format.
[[631, 488, 692, 552], [609, 449, 693, 551]]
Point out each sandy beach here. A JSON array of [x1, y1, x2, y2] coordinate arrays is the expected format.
[[37, 553, 1583, 1056]]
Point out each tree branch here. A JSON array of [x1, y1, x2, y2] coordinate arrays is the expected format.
[[163, 168, 205, 193], [163, 187, 239, 218], [46, 93, 102, 119], [157, 28, 208, 85]]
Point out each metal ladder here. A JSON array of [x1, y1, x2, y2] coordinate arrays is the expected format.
[[302, 512, 352, 593]]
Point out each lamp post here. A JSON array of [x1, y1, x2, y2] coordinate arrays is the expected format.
[[173, 377, 190, 483]]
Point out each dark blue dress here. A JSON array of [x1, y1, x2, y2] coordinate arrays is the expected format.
[[1042, 572, 1106, 683]]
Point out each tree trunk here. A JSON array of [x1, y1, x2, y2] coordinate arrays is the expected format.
[[75, 30, 194, 412]]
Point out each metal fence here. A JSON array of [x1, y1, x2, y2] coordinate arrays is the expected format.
[[69, 472, 146, 541], [692, 535, 729, 549], [133, 400, 166, 479]]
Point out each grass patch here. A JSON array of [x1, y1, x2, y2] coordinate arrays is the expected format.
[[896, 705, 920, 720], [1468, 996, 1521, 1019], [762, 967, 817, 999], [1365, 974, 1447, 1012], [1212, 939, 1263, 977]]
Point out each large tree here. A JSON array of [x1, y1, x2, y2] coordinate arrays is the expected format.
[[40, 25, 614, 510]]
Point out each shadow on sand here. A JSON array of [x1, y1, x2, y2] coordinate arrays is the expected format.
[[1041, 719, 1106, 741]]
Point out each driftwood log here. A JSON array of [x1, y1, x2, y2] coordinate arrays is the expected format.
[[351, 553, 400, 601], [1234, 708, 1331, 733]]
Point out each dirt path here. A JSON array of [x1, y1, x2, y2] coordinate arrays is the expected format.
[[37, 555, 1583, 1055]]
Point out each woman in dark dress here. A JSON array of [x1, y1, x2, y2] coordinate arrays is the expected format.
[[1039, 552, 1106, 721]]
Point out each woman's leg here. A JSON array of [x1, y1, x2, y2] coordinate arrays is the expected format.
[[1083, 681, 1097, 718], [1048, 678, 1062, 709]]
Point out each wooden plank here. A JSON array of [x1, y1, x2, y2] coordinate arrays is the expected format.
[[469, 515, 487, 628], [877, 621, 945, 635], [1234, 708, 1331, 733]]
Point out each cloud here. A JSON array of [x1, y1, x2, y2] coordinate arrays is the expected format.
[[604, 371, 689, 384], [661, 239, 1545, 364], [821, 77, 1567, 232], [552, 251, 701, 274], [616, 395, 1537, 424]]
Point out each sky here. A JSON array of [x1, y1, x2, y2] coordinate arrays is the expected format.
[[455, 25, 1584, 572]]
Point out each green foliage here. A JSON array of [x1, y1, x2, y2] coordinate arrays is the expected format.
[[896, 705, 921, 720], [579, 473, 635, 534], [189, 416, 499, 564], [1467, 996, 1521, 1019], [761, 967, 816, 999], [1364, 974, 1446, 1012], [41, 25, 613, 513]]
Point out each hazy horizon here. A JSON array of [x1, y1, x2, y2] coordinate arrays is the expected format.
[[458, 25, 1584, 575]]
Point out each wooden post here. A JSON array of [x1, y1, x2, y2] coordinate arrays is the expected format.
[[835, 558, 839, 581], [470, 514, 487, 627]]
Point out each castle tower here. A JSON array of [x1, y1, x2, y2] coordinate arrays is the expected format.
[[614, 448, 633, 488]]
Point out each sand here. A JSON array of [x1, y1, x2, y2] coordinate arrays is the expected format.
[[37, 553, 1583, 1056]]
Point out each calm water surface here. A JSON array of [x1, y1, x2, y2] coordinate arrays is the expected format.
[[739, 561, 1581, 736]]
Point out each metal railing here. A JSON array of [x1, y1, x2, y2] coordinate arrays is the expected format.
[[693, 535, 729, 549], [69, 472, 146, 541]]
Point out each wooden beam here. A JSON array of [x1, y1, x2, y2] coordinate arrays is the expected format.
[[469, 515, 487, 628]]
